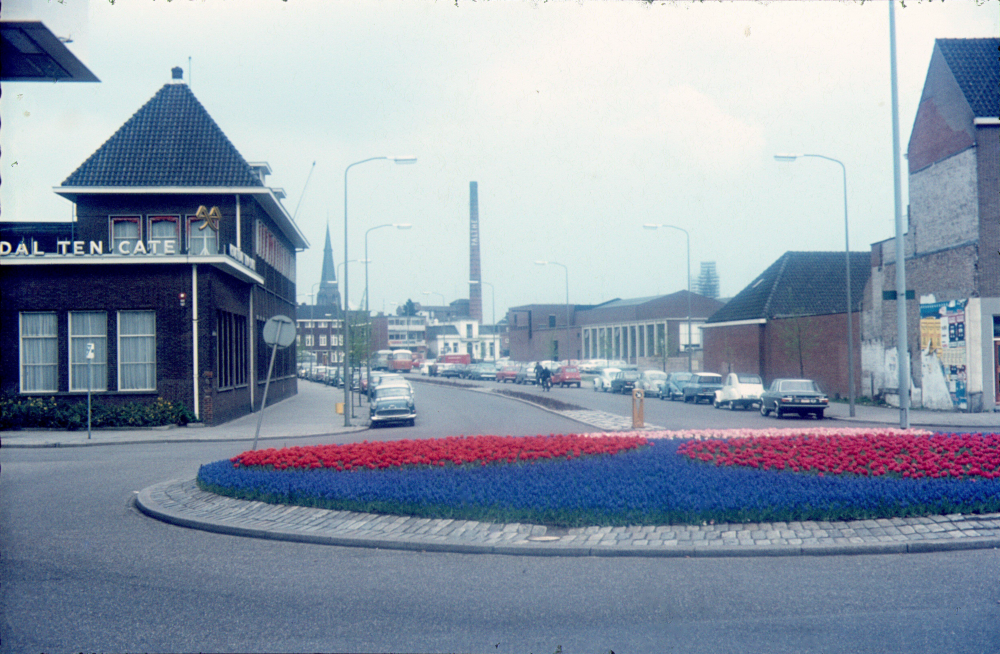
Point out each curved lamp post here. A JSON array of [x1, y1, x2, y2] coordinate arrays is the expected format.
[[535, 261, 569, 362], [774, 153, 855, 417], [342, 156, 416, 426], [643, 224, 692, 372]]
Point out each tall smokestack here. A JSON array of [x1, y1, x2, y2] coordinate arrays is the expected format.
[[469, 181, 483, 322]]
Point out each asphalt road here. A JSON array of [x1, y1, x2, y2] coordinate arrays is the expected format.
[[2, 382, 998, 653]]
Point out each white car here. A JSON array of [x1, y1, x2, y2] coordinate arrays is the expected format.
[[593, 367, 622, 392], [713, 372, 765, 410]]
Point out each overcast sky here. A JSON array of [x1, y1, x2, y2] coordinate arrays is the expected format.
[[3, 0, 996, 320]]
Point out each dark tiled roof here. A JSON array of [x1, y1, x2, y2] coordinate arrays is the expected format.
[[936, 38, 999, 119], [62, 83, 264, 188], [706, 252, 871, 324]]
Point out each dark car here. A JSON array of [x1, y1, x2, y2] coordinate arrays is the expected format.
[[368, 383, 416, 427], [609, 369, 642, 394], [661, 372, 693, 401], [682, 373, 724, 404], [760, 378, 829, 419], [437, 363, 462, 378]]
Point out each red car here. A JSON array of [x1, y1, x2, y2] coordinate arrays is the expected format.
[[496, 363, 520, 383], [551, 365, 582, 388]]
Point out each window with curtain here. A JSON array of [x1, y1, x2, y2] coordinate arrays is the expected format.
[[188, 215, 218, 255], [70, 312, 107, 392], [111, 217, 141, 254], [20, 312, 58, 392], [118, 311, 156, 391], [149, 216, 179, 254]]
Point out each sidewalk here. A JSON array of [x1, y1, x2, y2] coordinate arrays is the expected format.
[[1, 382, 367, 448], [3, 379, 997, 449]]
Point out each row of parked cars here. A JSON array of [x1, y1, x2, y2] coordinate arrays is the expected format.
[[592, 368, 829, 419]]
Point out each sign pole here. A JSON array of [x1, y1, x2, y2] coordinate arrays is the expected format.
[[86, 342, 95, 440], [252, 316, 297, 451]]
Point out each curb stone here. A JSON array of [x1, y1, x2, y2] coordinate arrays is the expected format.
[[135, 478, 1000, 558]]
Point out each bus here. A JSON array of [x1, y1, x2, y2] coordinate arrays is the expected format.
[[388, 349, 414, 373], [372, 350, 393, 371]]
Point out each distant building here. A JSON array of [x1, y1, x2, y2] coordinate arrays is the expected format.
[[702, 251, 870, 400], [695, 262, 720, 300]]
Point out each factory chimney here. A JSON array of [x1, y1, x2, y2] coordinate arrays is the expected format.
[[469, 181, 483, 322]]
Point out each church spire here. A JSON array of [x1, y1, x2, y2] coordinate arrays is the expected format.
[[316, 224, 341, 307]]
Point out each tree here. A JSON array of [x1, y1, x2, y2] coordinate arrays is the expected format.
[[397, 299, 418, 317]]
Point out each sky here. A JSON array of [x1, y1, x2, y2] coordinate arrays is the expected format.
[[2, 0, 997, 322]]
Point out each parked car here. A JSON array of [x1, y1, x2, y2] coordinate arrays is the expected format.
[[713, 372, 765, 410], [368, 383, 417, 427], [610, 369, 642, 394], [682, 373, 724, 404], [496, 363, 519, 383], [467, 363, 497, 381], [661, 372, 693, 401], [437, 363, 462, 378], [593, 367, 621, 392], [636, 370, 668, 398], [515, 362, 538, 385], [760, 378, 829, 419], [551, 365, 582, 388]]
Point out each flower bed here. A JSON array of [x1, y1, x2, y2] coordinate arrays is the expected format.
[[678, 432, 1000, 480], [197, 430, 1000, 527]]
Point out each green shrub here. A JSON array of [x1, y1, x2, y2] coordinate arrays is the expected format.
[[0, 395, 195, 431]]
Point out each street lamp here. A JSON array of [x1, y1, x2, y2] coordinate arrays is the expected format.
[[535, 261, 570, 362], [774, 152, 856, 417], [422, 291, 446, 315], [365, 223, 412, 387], [470, 280, 497, 361], [643, 224, 692, 372], [336, 257, 367, 420], [343, 155, 416, 426]]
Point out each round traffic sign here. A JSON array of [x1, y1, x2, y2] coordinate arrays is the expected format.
[[262, 315, 296, 348]]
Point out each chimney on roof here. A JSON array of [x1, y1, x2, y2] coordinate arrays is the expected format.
[[171, 67, 184, 83]]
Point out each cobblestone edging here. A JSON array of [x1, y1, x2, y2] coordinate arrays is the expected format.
[[136, 479, 1000, 558]]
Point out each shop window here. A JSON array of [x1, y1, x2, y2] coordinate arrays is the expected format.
[[20, 312, 58, 392], [217, 311, 248, 390], [148, 216, 180, 255], [118, 311, 156, 391], [70, 311, 107, 392], [188, 215, 218, 255], [111, 216, 141, 254]]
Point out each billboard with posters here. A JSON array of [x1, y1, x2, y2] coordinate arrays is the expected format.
[[919, 299, 967, 410]]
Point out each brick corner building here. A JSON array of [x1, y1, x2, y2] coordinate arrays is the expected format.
[[0, 68, 309, 425]]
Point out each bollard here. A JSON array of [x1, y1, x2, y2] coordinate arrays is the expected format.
[[632, 388, 645, 429]]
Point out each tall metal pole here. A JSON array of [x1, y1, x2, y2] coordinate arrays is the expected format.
[[774, 154, 856, 416], [889, 0, 910, 428], [343, 157, 386, 426]]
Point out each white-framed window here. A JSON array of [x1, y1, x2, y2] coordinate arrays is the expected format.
[[111, 216, 141, 254], [20, 312, 58, 392], [118, 311, 156, 391], [148, 216, 180, 255], [305, 334, 314, 347], [319, 335, 327, 347], [187, 215, 218, 255], [70, 311, 107, 392]]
